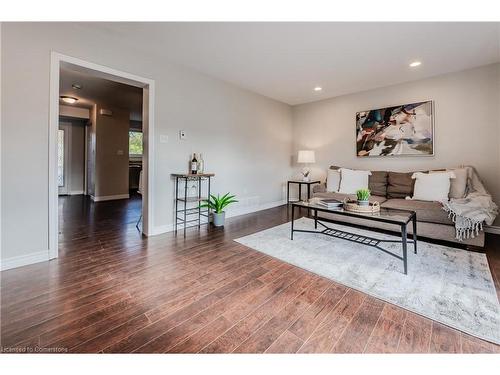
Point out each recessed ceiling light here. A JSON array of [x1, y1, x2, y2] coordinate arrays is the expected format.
[[60, 96, 78, 104], [313, 86, 322, 92], [409, 61, 422, 67], [72, 83, 82, 90]]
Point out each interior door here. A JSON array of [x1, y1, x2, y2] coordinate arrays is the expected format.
[[58, 124, 70, 195]]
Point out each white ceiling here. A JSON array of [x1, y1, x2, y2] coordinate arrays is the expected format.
[[60, 66, 143, 120], [86, 22, 500, 105]]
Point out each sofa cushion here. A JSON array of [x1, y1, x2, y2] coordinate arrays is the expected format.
[[381, 199, 451, 225], [313, 191, 387, 204], [368, 171, 388, 197], [387, 172, 415, 199]]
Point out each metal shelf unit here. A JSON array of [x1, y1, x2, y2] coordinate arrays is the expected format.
[[172, 173, 214, 237]]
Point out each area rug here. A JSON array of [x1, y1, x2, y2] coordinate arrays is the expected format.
[[235, 217, 500, 344]]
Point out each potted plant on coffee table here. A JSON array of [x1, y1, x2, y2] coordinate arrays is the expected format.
[[200, 193, 238, 227], [356, 188, 371, 206]]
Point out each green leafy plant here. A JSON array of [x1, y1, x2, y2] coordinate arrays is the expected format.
[[356, 188, 371, 201], [200, 193, 238, 214]]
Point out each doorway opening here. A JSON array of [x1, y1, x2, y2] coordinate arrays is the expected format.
[[49, 53, 155, 260]]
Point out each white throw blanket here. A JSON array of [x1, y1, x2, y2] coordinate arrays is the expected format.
[[442, 167, 498, 241]]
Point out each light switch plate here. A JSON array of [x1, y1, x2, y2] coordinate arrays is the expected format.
[[117, 150, 124, 155], [160, 134, 168, 143], [179, 130, 186, 140]]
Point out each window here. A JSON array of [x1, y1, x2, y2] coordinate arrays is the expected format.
[[129, 130, 143, 156]]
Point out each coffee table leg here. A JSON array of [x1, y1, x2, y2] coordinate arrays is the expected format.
[[291, 205, 295, 240], [402, 224, 408, 275], [412, 215, 418, 254], [314, 209, 318, 229]]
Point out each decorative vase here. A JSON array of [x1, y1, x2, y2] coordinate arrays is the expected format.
[[213, 211, 226, 227], [357, 199, 369, 206]]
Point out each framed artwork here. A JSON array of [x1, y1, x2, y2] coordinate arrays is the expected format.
[[356, 100, 434, 157]]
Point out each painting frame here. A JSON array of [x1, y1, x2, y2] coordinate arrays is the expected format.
[[356, 100, 435, 158]]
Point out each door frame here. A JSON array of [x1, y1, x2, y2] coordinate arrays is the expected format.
[[49, 52, 156, 259]]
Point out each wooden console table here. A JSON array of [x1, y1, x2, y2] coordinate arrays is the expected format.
[[172, 173, 215, 237]]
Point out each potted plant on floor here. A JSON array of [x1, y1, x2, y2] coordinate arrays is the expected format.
[[356, 188, 371, 206], [200, 193, 238, 227]]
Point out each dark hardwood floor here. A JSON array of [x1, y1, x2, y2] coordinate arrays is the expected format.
[[1, 194, 499, 353]]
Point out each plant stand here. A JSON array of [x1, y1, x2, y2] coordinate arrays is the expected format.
[[172, 173, 215, 237]]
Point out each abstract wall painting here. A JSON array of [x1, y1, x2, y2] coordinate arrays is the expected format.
[[356, 100, 434, 157]]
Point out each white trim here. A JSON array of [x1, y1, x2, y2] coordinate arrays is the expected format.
[[49, 52, 156, 262], [484, 225, 500, 235], [1, 251, 49, 271], [150, 200, 287, 236], [226, 200, 287, 219], [150, 223, 175, 236], [69, 190, 85, 195], [91, 194, 130, 202]]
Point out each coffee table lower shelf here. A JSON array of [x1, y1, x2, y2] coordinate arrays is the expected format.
[[290, 206, 417, 275]]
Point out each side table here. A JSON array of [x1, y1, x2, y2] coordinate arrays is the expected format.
[[286, 180, 321, 204]]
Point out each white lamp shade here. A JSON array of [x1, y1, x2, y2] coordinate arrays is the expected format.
[[297, 150, 315, 164]]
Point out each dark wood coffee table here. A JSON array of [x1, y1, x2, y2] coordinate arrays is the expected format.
[[290, 200, 417, 274]]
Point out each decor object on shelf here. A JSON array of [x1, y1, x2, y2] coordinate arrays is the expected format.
[[356, 188, 371, 206], [200, 193, 238, 227], [198, 153, 205, 173], [356, 100, 434, 157], [297, 150, 315, 182], [190, 153, 198, 174]]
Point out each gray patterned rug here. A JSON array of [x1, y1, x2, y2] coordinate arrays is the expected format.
[[235, 217, 500, 344]]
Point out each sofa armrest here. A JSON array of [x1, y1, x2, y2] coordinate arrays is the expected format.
[[313, 183, 326, 193]]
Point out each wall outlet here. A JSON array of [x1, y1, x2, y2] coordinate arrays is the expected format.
[[179, 130, 186, 140], [117, 149, 124, 155], [160, 134, 168, 143]]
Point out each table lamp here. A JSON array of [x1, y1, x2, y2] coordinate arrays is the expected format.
[[297, 150, 315, 182]]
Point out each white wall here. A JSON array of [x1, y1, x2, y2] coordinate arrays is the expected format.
[[1, 23, 293, 266], [292, 63, 500, 224]]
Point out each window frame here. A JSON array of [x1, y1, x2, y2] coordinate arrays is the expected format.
[[128, 130, 143, 157]]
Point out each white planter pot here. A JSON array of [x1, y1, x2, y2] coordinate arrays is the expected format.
[[213, 212, 226, 227]]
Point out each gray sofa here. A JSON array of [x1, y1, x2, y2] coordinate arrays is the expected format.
[[312, 167, 486, 247]]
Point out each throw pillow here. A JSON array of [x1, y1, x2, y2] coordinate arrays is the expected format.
[[387, 172, 415, 199], [368, 171, 388, 197], [326, 169, 341, 192], [430, 168, 468, 199], [411, 171, 456, 202], [338, 168, 371, 194]]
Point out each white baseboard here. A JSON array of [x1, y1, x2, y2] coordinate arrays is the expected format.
[[226, 199, 286, 219], [69, 190, 84, 195], [484, 225, 500, 235], [150, 199, 287, 237], [1, 250, 49, 271], [91, 194, 130, 202]]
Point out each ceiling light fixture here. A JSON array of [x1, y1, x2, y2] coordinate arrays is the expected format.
[[409, 61, 422, 67], [72, 83, 82, 90], [313, 86, 322, 92], [60, 96, 78, 104]]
